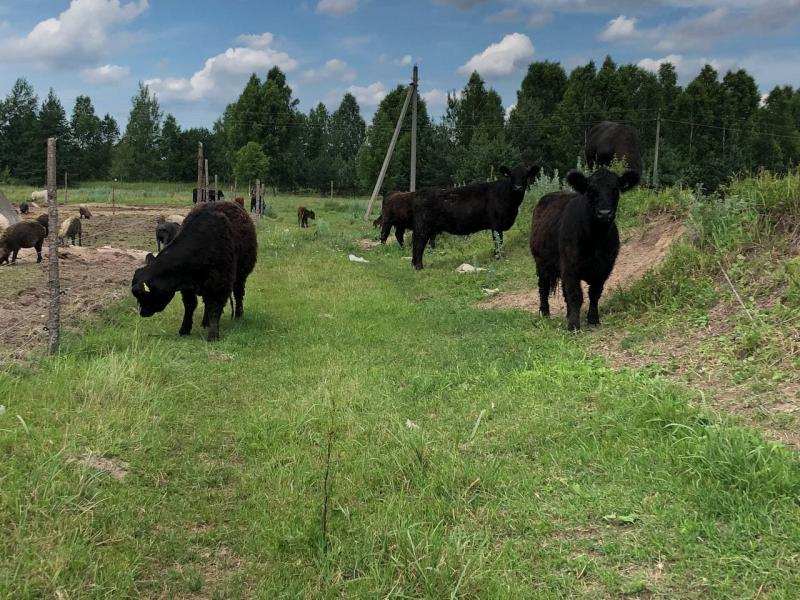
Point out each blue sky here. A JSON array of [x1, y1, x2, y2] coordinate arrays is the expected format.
[[0, 0, 799, 129]]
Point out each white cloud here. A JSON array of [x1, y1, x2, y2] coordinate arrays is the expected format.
[[637, 53, 737, 82], [346, 82, 387, 107], [81, 63, 130, 84], [146, 35, 298, 104], [422, 88, 448, 108], [0, 0, 148, 69], [303, 58, 357, 83], [598, 15, 638, 42], [458, 33, 534, 78], [395, 54, 413, 67], [637, 54, 684, 73], [235, 32, 274, 49], [505, 103, 516, 119], [316, 0, 358, 16]]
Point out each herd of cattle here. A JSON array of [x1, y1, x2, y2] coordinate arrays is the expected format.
[[0, 120, 644, 339]]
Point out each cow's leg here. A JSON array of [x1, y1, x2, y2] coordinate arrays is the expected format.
[[496, 231, 504, 258], [35, 240, 43, 263], [205, 299, 225, 341], [411, 230, 428, 270], [563, 275, 583, 332], [587, 280, 605, 326], [78, 231, 82, 247], [395, 227, 405, 248], [179, 291, 198, 336], [233, 279, 245, 319], [538, 271, 552, 317], [11, 248, 19, 264], [201, 302, 210, 328], [157, 238, 162, 253], [380, 221, 392, 245]]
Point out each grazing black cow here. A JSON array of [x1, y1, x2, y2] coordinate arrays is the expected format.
[[376, 191, 437, 250], [132, 202, 257, 341], [530, 167, 640, 331], [585, 121, 642, 176], [410, 165, 540, 270], [297, 206, 315, 228]]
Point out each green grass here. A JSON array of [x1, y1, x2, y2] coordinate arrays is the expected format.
[[2, 187, 800, 598]]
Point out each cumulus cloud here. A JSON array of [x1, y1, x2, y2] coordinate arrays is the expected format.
[[637, 53, 737, 82], [316, 0, 358, 16], [0, 0, 148, 69], [303, 58, 357, 83], [235, 32, 275, 48], [81, 63, 130, 84], [396, 54, 413, 67], [422, 88, 448, 108], [346, 82, 387, 107], [146, 34, 298, 103], [458, 33, 534, 78], [598, 15, 638, 42]]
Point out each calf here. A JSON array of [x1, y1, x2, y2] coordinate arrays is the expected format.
[[585, 121, 642, 176], [79, 205, 92, 219], [156, 221, 180, 252], [132, 202, 257, 341], [297, 206, 316, 228], [36, 214, 49, 236], [59, 217, 82, 246], [19, 202, 29, 215], [530, 167, 640, 331], [410, 165, 539, 270], [0, 221, 47, 265]]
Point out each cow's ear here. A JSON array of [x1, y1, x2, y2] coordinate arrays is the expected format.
[[618, 170, 641, 192], [566, 170, 589, 193], [527, 165, 541, 181], [145, 253, 155, 266], [499, 166, 512, 178]]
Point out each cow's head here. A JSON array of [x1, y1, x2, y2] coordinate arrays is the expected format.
[[566, 167, 640, 224], [500, 165, 541, 192], [131, 253, 175, 317]]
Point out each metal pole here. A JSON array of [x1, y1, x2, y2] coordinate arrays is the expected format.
[[197, 142, 204, 204], [410, 65, 418, 193], [652, 110, 661, 189], [364, 84, 414, 220], [46, 138, 60, 355]]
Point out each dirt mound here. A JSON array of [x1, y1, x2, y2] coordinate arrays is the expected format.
[[479, 216, 686, 313], [0, 244, 147, 362]]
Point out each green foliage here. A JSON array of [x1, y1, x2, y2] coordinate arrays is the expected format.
[[112, 83, 163, 181], [233, 141, 269, 186]]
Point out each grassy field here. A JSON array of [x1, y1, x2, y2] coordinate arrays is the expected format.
[[1, 181, 800, 597]]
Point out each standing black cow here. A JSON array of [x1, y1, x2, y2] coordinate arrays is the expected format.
[[410, 165, 539, 270], [585, 121, 642, 176], [530, 167, 640, 331]]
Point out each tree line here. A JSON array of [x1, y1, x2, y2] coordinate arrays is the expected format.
[[1, 56, 799, 193]]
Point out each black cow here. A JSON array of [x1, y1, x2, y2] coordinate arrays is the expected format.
[[410, 165, 539, 270], [192, 188, 225, 203], [0, 221, 47, 265], [585, 121, 642, 176], [377, 191, 436, 250], [530, 168, 640, 331], [132, 202, 257, 341]]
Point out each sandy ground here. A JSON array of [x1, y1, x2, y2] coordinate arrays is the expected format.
[[478, 216, 686, 313], [0, 204, 191, 362]]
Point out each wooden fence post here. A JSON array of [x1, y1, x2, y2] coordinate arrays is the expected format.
[[46, 138, 60, 355], [197, 143, 204, 204]]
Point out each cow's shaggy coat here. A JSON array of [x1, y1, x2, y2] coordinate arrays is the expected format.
[[0, 221, 47, 265], [297, 206, 315, 228], [585, 121, 643, 175], [132, 202, 257, 341], [530, 168, 640, 331]]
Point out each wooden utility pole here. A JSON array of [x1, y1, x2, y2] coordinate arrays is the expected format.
[[46, 138, 60, 355], [197, 142, 204, 203], [204, 159, 209, 201], [214, 174, 219, 200], [330, 180, 334, 199], [410, 65, 419, 192], [255, 178, 261, 216], [64, 172, 68, 206], [652, 110, 661, 189], [364, 69, 415, 220]]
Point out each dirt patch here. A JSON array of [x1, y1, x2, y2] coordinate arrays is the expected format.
[[357, 238, 381, 251], [0, 204, 192, 363], [75, 452, 130, 480], [479, 216, 686, 313]]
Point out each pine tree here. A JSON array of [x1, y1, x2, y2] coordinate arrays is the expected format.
[[330, 93, 366, 192], [0, 79, 41, 184], [113, 83, 163, 180], [71, 95, 104, 181]]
